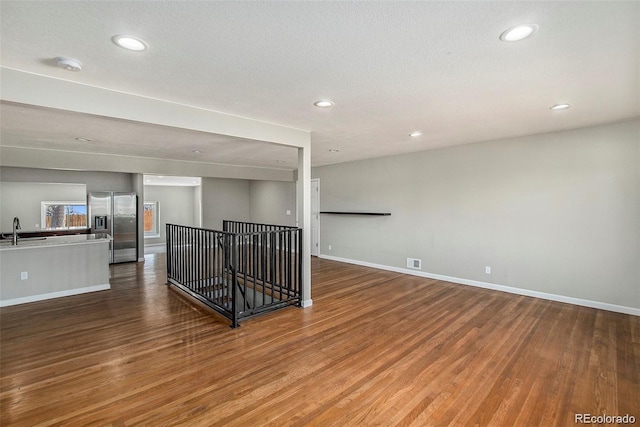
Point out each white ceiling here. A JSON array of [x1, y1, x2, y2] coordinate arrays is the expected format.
[[1, 1, 638, 170], [0, 102, 299, 168]]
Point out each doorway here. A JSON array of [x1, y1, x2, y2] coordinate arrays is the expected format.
[[143, 175, 202, 255]]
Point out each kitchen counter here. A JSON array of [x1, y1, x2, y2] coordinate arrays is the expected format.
[[0, 234, 113, 307], [0, 233, 111, 250]]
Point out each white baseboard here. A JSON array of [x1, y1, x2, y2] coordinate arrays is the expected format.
[[301, 299, 313, 308], [319, 254, 640, 316], [0, 284, 110, 307]]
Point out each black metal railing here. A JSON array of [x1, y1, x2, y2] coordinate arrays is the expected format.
[[223, 219, 297, 234], [166, 221, 302, 327]]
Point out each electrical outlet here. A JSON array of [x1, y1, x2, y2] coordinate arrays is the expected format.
[[286, 210, 291, 216], [328, 245, 332, 251], [21, 272, 28, 280], [485, 266, 491, 274]]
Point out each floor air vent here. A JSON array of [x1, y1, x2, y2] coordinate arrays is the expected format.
[[407, 258, 422, 270]]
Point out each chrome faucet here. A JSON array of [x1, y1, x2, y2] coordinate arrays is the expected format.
[[12, 217, 21, 245]]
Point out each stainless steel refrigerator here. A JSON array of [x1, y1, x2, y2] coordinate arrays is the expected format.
[[88, 192, 138, 263]]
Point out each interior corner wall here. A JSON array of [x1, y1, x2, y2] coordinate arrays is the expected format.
[[312, 119, 640, 310], [132, 174, 145, 261], [201, 177, 250, 230], [249, 180, 297, 226], [143, 185, 197, 246]]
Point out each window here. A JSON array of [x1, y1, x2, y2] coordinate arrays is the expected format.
[[144, 201, 160, 237], [41, 202, 87, 230]]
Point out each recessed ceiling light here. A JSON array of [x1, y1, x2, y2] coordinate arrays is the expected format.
[[112, 35, 148, 51], [276, 160, 286, 163], [328, 149, 340, 152], [75, 137, 92, 142], [192, 150, 202, 154], [56, 57, 82, 72], [410, 131, 422, 137], [550, 103, 571, 111], [158, 176, 164, 178], [314, 100, 334, 108], [499, 24, 538, 42]]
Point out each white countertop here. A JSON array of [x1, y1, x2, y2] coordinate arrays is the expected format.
[[0, 233, 113, 251]]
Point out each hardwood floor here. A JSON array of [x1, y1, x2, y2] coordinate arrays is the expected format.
[[1, 255, 638, 426]]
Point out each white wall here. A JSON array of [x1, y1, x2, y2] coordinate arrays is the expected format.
[[1, 167, 297, 237], [313, 119, 640, 311], [0, 182, 85, 232], [198, 178, 296, 231], [143, 185, 197, 245], [193, 186, 202, 228], [249, 180, 297, 226], [0, 167, 135, 233], [201, 178, 250, 230]]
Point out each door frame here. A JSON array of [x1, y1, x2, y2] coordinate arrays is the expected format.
[[310, 178, 320, 256]]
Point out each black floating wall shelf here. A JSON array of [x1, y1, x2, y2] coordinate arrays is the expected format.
[[320, 212, 391, 216]]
